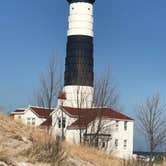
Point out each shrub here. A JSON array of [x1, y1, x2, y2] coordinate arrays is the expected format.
[[25, 135, 66, 165]]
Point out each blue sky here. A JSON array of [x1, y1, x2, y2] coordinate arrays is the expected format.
[[0, 0, 166, 150]]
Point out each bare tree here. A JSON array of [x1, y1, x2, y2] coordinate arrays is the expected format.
[[84, 67, 121, 148], [34, 54, 63, 108], [93, 66, 121, 111], [51, 64, 121, 146], [75, 86, 90, 143], [69, 66, 122, 146], [136, 94, 166, 166]]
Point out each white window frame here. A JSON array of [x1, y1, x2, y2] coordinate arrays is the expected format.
[[62, 117, 66, 128], [58, 117, 61, 128], [115, 139, 118, 148], [27, 117, 31, 125], [124, 139, 127, 149], [32, 118, 36, 126], [115, 120, 119, 130], [124, 121, 127, 131]]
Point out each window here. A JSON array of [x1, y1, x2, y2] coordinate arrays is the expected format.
[[115, 139, 118, 148], [102, 142, 106, 148], [27, 118, 31, 125], [58, 118, 61, 128], [115, 120, 119, 130], [62, 117, 66, 128], [32, 118, 35, 126], [124, 140, 127, 149], [124, 121, 127, 131]]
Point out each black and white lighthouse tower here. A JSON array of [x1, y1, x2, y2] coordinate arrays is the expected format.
[[62, 0, 95, 108]]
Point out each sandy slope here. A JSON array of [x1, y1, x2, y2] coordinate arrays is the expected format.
[[0, 113, 95, 166], [1, 113, 165, 166]]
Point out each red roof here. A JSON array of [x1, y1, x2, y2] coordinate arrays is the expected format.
[[30, 107, 54, 117], [62, 107, 93, 117], [40, 116, 52, 127], [62, 107, 133, 128], [9, 114, 14, 119], [14, 109, 25, 113], [69, 114, 96, 128]]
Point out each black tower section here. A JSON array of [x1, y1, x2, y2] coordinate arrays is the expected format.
[[65, 35, 94, 87]]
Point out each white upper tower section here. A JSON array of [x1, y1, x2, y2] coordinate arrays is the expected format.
[[67, 2, 94, 37]]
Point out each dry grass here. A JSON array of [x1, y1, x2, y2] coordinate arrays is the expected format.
[[63, 142, 121, 166], [0, 113, 68, 165], [25, 135, 66, 165], [0, 113, 118, 165], [120, 158, 148, 166], [1, 112, 166, 166], [0, 112, 32, 140], [0, 150, 9, 163], [0, 113, 30, 158], [0, 149, 18, 166], [63, 142, 166, 166]]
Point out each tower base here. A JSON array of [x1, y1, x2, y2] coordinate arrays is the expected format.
[[60, 85, 94, 108]]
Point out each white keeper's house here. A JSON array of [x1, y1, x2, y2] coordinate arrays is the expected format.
[[11, 0, 134, 159], [11, 101, 134, 158], [50, 92, 134, 159], [10, 106, 53, 128]]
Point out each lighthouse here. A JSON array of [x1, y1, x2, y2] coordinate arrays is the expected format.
[[62, 0, 95, 108], [52, 1, 133, 158]]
